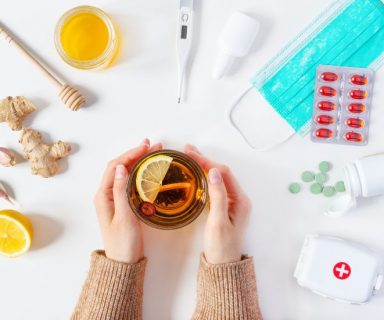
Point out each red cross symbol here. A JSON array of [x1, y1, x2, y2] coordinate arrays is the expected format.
[[333, 262, 351, 280]]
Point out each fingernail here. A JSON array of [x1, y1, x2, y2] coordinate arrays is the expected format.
[[208, 168, 222, 185], [152, 143, 163, 149], [115, 165, 127, 180], [188, 144, 199, 153], [141, 138, 150, 147]]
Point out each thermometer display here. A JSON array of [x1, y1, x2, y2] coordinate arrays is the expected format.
[[181, 25, 188, 39]]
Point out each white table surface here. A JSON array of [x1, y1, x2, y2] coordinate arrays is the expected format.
[[1, 0, 384, 319]]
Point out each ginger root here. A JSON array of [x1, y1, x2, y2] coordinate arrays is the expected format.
[[19, 129, 71, 178], [0, 96, 36, 130]]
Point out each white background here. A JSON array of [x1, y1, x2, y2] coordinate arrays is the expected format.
[[1, 0, 384, 319]]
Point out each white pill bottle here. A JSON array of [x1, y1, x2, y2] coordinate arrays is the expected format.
[[326, 153, 384, 217]]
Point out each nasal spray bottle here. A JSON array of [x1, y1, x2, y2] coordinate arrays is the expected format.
[[326, 153, 384, 217], [212, 12, 259, 79]]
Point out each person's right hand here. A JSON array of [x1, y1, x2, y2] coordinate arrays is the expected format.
[[94, 139, 162, 264], [184, 145, 252, 264]]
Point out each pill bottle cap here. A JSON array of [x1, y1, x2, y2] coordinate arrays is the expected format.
[[324, 193, 357, 217], [212, 12, 259, 79], [324, 163, 360, 217]]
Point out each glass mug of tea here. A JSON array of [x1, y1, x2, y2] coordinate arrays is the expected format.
[[127, 150, 208, 229]]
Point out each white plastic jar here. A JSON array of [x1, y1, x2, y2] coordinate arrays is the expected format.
[[326, 154, 384, 217]]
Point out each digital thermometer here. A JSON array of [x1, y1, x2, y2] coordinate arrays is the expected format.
[[177, 0, 194, 104]]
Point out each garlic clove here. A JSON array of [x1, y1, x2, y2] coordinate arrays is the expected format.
[[0, 147, 16, 167], [0, 182, 18, 207], [0, 189, 10, 202]]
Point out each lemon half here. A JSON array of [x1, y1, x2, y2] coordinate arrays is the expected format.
[[0, 210, 33, 258], [136, 155, 173, 203]]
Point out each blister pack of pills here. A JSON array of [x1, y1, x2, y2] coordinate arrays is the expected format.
[[311, 65, 375, 146]]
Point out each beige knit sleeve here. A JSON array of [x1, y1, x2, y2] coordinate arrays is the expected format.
[[192, 254, 263, 320], [71, 250, 147, 320]]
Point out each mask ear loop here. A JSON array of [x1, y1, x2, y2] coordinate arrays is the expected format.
[[227, 85, 295, 151]]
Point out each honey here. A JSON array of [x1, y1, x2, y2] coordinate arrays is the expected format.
[[55, 6, 118, 69], [61, 13, 109, 61]]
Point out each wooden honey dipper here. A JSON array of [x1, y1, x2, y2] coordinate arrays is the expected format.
[[0, 25, 85, 111]]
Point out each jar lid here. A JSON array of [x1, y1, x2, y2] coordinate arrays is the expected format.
[[324, 193, 357, 218]]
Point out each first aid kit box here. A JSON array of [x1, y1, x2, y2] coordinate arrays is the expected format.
[[294, 235, 383, 304]]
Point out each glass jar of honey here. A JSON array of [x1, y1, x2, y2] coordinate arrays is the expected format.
[[54, 6, 118, 70]]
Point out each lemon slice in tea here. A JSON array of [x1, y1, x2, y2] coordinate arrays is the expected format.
[[136, 155, 173, 203], [0, 209, 33, 258]]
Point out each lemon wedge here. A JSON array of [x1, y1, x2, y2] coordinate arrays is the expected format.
[[136, 155, 173, 203], [0, 209, 33, 258]]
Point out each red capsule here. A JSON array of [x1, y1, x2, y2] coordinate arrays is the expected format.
[[348, 103, 366, 113], [346, 118, 365, 128], [349, 89, 367, 99], [139, 202, 157, 217], [318, 101, 336, 111], [319, 86, 337, 97], [350, 74, 368, 85], [320, 72, 338, 82], [315, 128, 333, 139], [345, 132, 363, 142], [316, 115, 334, 125]]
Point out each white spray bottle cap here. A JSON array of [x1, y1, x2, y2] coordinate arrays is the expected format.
[[212, 12, 259, 79]]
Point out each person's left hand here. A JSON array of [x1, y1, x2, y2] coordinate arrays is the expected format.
[[184, 144, 251, 264], [94, 139, 162, 263]]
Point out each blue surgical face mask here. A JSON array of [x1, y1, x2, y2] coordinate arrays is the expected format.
[[229, 0, 384, 149]]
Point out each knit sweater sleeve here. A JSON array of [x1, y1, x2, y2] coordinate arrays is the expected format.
[[192, 254, 263, 320], [71, 250, 147, 320]]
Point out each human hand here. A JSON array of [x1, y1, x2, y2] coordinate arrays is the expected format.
[[184, 145, 251, 264], [94, 139, 162, 263]]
